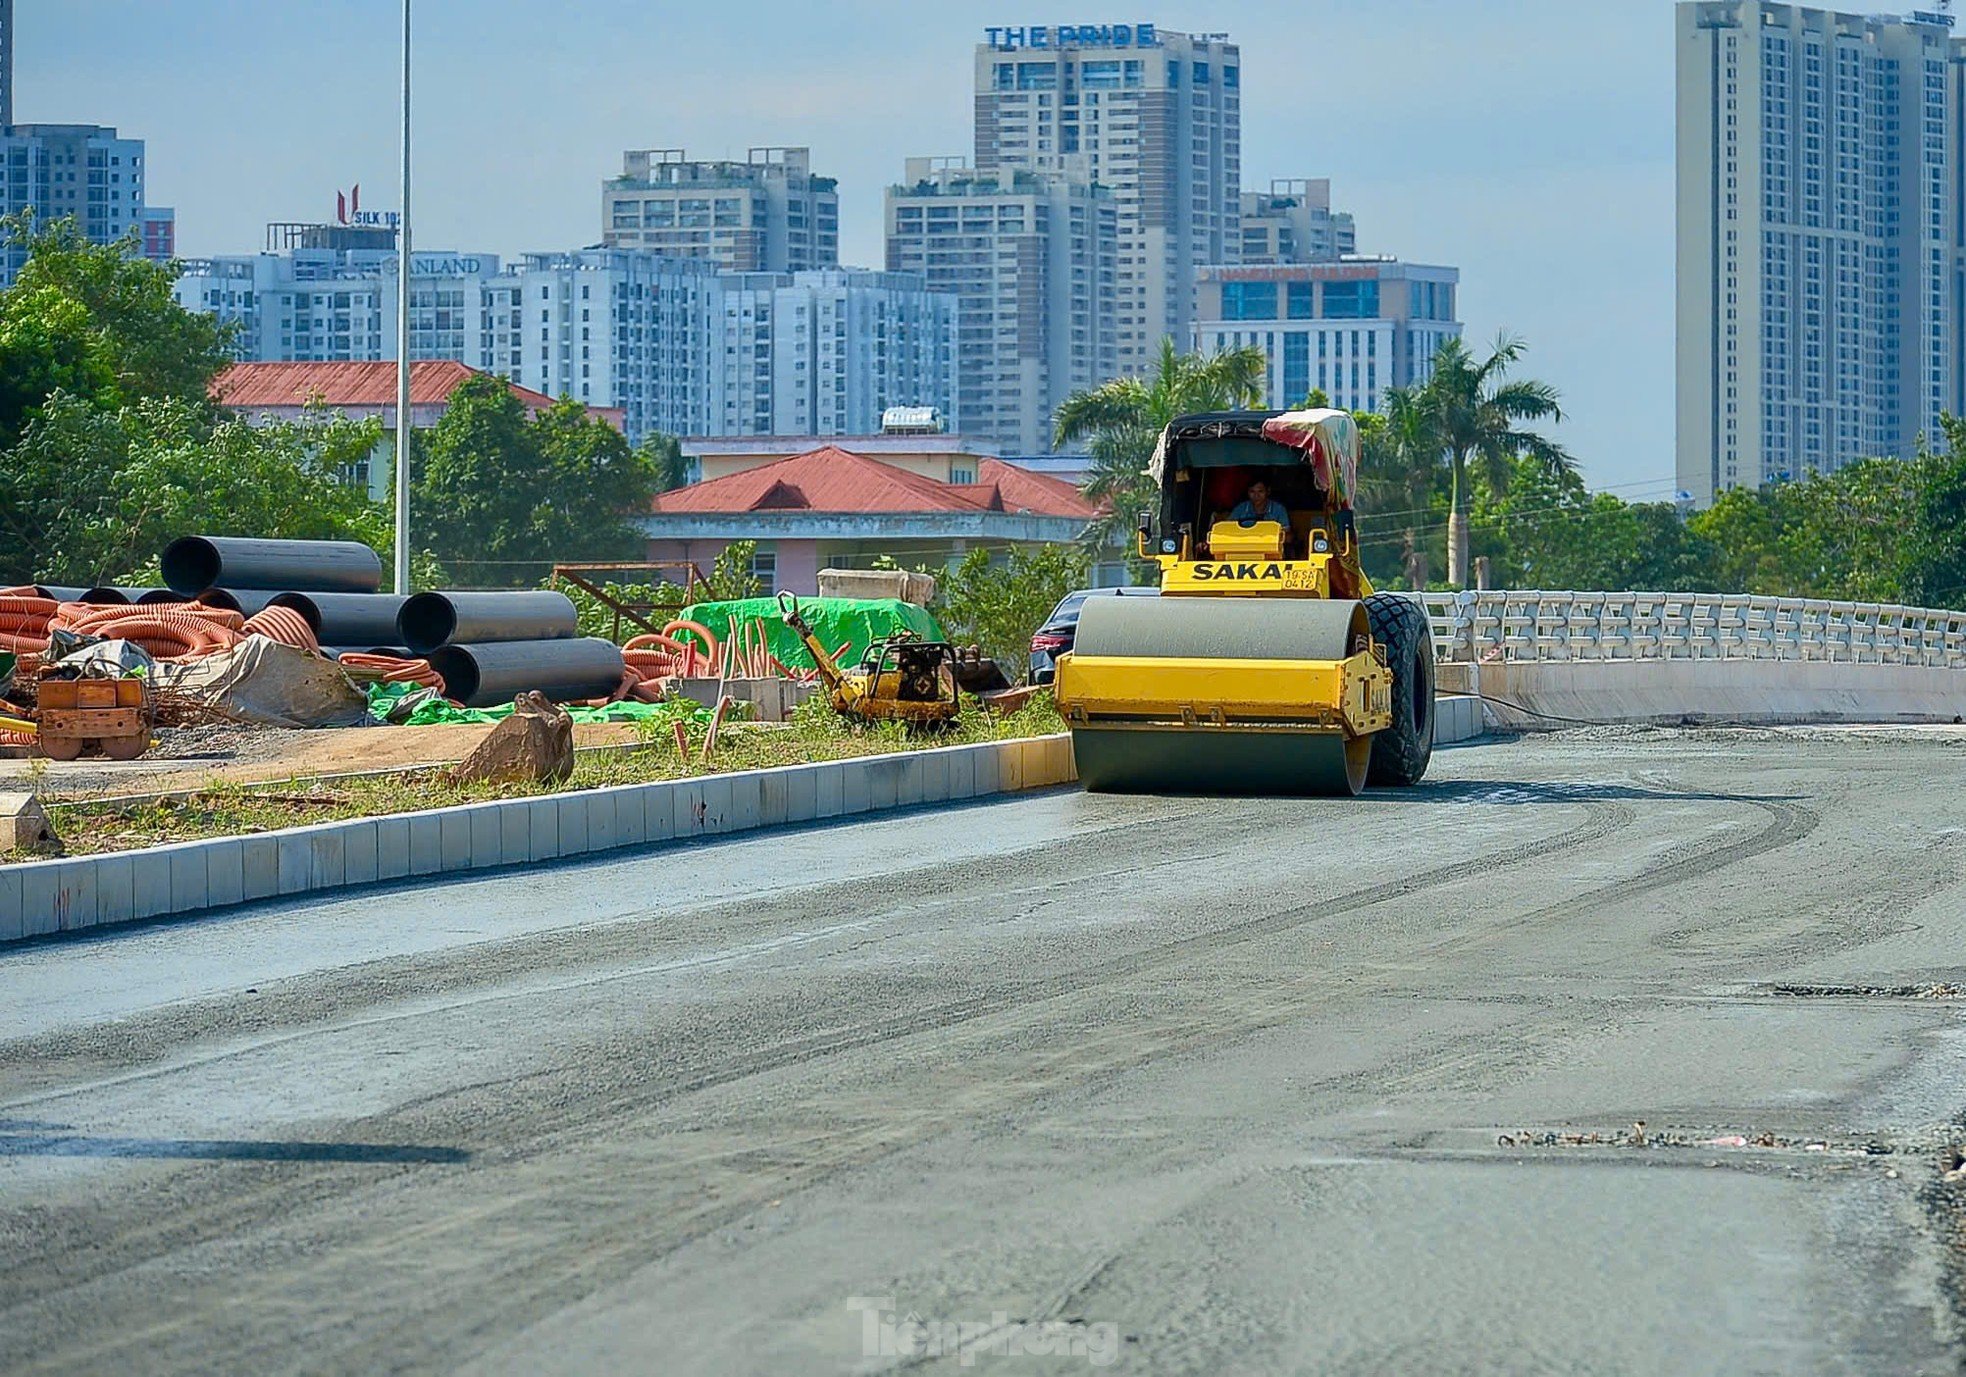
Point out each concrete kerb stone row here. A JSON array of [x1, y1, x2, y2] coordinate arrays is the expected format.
[[0, 735, 1082, 945]]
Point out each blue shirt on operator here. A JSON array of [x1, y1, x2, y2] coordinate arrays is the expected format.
[[1230, 498, 1290, 525]]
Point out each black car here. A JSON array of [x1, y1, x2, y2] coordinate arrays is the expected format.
[[1028, 586, 1160, 685]]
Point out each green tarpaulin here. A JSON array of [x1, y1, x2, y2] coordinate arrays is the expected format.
[[674, 598, 944, 672], [365, 681, 715, 729]]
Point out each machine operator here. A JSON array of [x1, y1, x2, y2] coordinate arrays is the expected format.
[[1230, 479, 1291, 527]]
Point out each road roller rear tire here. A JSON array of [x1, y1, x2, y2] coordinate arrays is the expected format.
[[1365, 593, 1435, 787]]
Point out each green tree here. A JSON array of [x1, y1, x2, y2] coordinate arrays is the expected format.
[[1905, 417, 1966, 608], [933, 543, 1089, 669], [0, 392, 387, 585], [530, 397, 662, 561], [1689, 458, 1919, 601], [1470, 456, 1718, 592], [413, 379, 661, 584], [711, 539, 768, 601], [638, 431, 690, 492], [1418, 333, 1572, 588], [0, 213, 230, 448], [1354, 384, 1444, 590], [1053, 337, 1269, 573]]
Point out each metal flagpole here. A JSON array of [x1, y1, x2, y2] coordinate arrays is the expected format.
[[392, 0, 413, 594]]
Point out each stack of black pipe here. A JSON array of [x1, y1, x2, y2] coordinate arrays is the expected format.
[[158, 535, 622, 710], [397, 590, 621, 709]]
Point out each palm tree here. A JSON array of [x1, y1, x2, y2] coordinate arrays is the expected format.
[[1420, 334, 1573, 588], [1355, 384, 1439, 590], [1054, 337, 1269, 554]]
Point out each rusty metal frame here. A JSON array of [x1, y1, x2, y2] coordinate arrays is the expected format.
[[550, 562, 719, 643]]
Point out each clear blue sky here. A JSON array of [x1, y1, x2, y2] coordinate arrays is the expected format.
[[25, 1, 1676, 495]]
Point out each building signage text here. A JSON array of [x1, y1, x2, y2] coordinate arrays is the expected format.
[[985, 23, 1158, 50]]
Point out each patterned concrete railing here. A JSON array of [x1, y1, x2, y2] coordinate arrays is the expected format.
[[1419, 591, 1966, 668]]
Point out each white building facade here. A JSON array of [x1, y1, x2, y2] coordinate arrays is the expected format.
[[1194, 260, 1462, 414], [973, 24, 1239, 376], [1240, 180, 1356, 264], [602, 146, 839, 273], [1677, 0, 1960, 504], [176, 246, 955, 445], [885, 158, 1116, 454]]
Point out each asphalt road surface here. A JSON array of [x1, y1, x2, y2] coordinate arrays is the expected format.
[[5, 727, 1966, 1375]]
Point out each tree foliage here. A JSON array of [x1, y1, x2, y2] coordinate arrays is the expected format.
[[410, 376, 659, 585], [933, 543, 1089, 668], [1054, 336, 1269, 571]]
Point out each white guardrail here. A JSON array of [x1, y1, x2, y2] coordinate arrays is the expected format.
[[1417, 591, 1966, 669]]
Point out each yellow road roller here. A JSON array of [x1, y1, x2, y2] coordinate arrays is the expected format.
[[1052, 409, 1434, 796]]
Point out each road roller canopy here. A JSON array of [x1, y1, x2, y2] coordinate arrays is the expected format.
[[1148, 409, 1360, 515]]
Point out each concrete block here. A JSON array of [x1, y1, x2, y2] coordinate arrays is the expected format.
[[896, 755, 928, 808], [586, 790, 617, 852], [557, 792, 591, 855], [376, 817, 412, 881], [642, 783, 676, 843], [439, 810, 471, 870], [760, 769, 789, 827], [407, 813, 443, 876], [309, 827, 346, 891], [52, 858, 98, 931], [948, 747, 976, 799], [527, 796, 561, 861], [613, 787, 646, 847], [783, 765, 818, 823], [0, 865, 23, 941], [919, 750, 951, 804], [499, 802, 531, 868], [132, 848, 172, 919], [974, 745, 1002, 797], [94, 853, 135, 928], [169, 845, 209, 915], [468, 805, 501, 869], [726, 773, 763, 831], [994, 741, 1023, 793], [20, 863, 59, 937], [841, 759, 872, 815], [242, 835, 280, 900], [0, 793, 61, 855], [698, 776, 734, 834], [206, 839, 245, 909], [815, 763, 845, 818], [673, 781, 706, 837], [277, 832, 311, 895], [342, 821, 379, 887], [1055, 734, 1079, 783]]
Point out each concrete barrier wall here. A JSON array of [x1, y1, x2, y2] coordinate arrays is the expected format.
[[1448, 660, 1966, 729], [0, 736, 1077, 946], [0, 701, 1488, 946]]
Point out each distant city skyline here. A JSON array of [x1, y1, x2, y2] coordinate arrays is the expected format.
[[21, 0, 1675, 494]]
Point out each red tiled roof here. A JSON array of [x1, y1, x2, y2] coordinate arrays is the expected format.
[[212, 360, 561, 413], [651, 446, 1100, 519]]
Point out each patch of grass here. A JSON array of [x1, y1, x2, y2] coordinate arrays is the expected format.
[[19, 693, 1068, 862]]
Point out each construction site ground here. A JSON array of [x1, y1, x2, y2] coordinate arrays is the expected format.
[[0, 721, 648, 801], [6, 727, 1966, 1372]]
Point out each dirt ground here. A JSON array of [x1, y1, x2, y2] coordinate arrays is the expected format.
[[0, 721, 646, 801]]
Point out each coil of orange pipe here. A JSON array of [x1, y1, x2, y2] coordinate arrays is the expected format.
[[336, 652, 447, 694], [242, 604, 319, 653]]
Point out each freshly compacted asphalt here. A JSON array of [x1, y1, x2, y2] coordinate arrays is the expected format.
[[5, 727, 1966, 1374]]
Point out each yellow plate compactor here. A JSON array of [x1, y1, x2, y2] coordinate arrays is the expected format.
[[1053, 409, 1435, 797]]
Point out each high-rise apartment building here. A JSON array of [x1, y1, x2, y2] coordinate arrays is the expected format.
[[1240, 180, 1356, 264], [0, 124, 171, 283], [886, 157, 1117, 454], [973, 24, 1239, 375], [714, 267, 959, 437], [602, 146, 839, 273], [1195, 260, 1461, 414], [1677, 0, 1960, 505]]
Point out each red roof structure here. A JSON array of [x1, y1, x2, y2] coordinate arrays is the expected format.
[[211, 361, 624, 432], [652, 446, 1100, 520]]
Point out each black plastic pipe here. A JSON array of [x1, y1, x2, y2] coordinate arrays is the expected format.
[[424, 638, 624, 709], [197, 588, 290, 617], [161, 536, 383, 595], [397, 590, 578, 654], [131, 589, 190, 606], [32, 586, 95, 603], [271, 592, 409, 647], [322, 645, 415, 661]]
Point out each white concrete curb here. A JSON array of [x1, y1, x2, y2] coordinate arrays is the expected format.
[[0, 735, 1078, 945], [0, 699, 1488, 944]]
